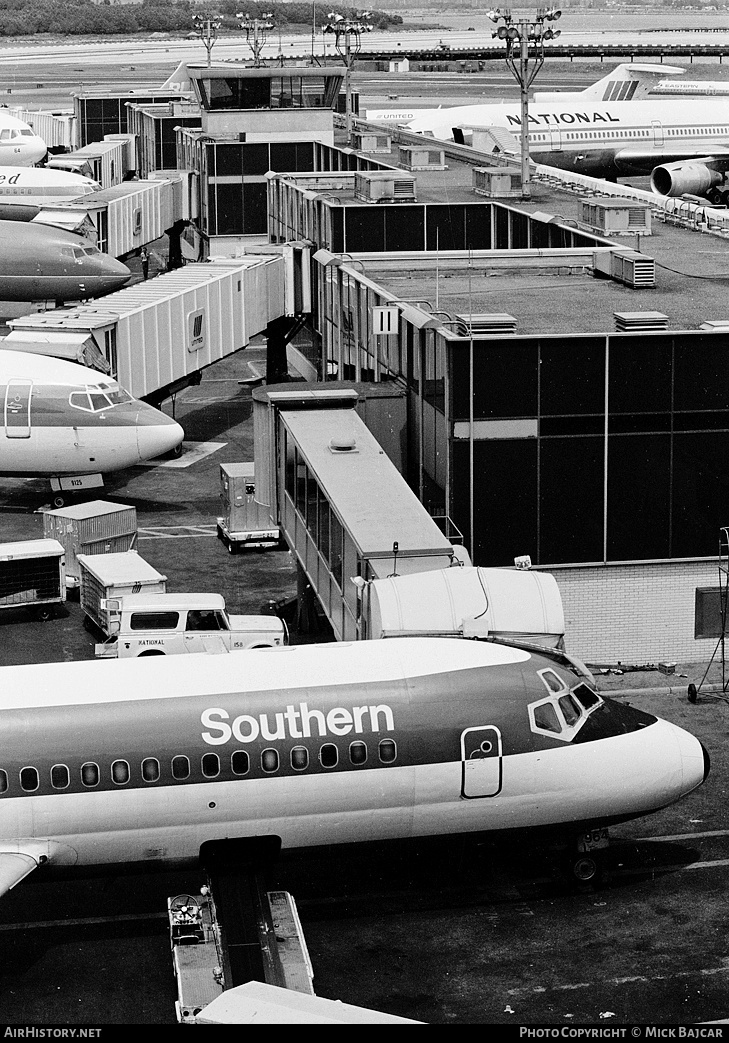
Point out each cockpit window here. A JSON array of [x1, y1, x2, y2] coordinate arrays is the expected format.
[[69, 385, 131, 413], [539, 668, 568, 694], [529, 675, 603, 742]]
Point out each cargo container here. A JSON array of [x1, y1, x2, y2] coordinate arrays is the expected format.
[[78, 550, 167, 635], [217, 463, 281, 553], [0, 539, 66, 621], [6, 257, 285, 403], [43, 500, 137, 588], [363, 566, 566, 648]]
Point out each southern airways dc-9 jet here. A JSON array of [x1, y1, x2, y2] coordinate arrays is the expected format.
[[0, 636, 709, 897], [384, 63, 729, 203]]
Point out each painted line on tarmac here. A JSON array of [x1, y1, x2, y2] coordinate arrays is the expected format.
[[138, 525, 217, 539], [507, 964, 729, 998], [0, 911, 167, 932], [135, 441, 226, 468], [633, 827, 729, 843]]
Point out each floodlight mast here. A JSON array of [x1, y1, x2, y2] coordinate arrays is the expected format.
[[488, 7, 562, 199], [237, 11, 276, 66], [323, 11, 373, 143], [192, 14, 223, 67]]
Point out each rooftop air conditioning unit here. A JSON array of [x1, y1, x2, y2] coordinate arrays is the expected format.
[[472, 166, 522, 198], [580, 197, 652, 236], [614, 311, 668, 332], [398, 144, 447, 171], [351, 131, 392, 154], [611, 250, 656, 288], [354, 171, 417, 204]]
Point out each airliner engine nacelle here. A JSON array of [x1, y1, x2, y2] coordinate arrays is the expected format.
[[651, 159, 725, 198]]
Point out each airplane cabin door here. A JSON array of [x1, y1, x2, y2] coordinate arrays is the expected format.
[[4, 379, 32, 438], [461, 725, 502, 799], [549, 124, 562, 152], [652, 119, 664, 148]]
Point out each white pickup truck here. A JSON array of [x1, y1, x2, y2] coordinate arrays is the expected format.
[[94, 592, 287, 658]]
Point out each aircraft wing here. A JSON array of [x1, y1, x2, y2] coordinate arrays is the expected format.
[[0, 842, 52, 898], [613, 147, 729, 177]]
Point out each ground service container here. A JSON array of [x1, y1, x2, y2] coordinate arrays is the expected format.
[[43, 500, 137, 588], [78, 550, 167, 635], [0, 539, 66, 621], [216, 462, 281, 552]]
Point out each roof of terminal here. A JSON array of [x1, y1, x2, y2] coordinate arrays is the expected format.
[[309, 130, 729, 335]]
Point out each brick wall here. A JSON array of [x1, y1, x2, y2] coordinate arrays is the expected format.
[[547, 560, 721, 665]]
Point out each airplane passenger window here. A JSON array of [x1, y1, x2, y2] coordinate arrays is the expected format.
[[81, 762, 99, 787], [0, 770, 7, 793], [51, 764, 70, 790], [231, 750, 249, 775], [291, 746, 309, 771], [558, 694, 582, 727], [349, 741, 367, 765], [320, 743, 338, 769], [379, 739, 397, 764], [261, 748, 279, 773], [142, 758, 160, 783], [112, 759, 130, 785], [172, 755, 190, 780], [533, 703, 561, 734], [20, 767, 39, 792], [201, 753, 220, 778]]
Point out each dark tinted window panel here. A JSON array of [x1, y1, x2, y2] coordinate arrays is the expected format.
[[112, 760, 130, 785], [242, 142, 270, 175], [609, 336, 672, 413], [270, 141, 298, 171], [695, 587, 726, 639], [530, 218, 551, 249], [493, 205, 511, 248], [674, 334, 729, 411], [384, 206, 424, 251], [607, 434, 670, 561], [0, 770, 6, 793], [379, 739, 397, 763], [172, 755, 190, 780], [426, 205, 465, 251], [350, 741, 367, 765], [142, 758, 160, 783], [215, 144, 245, 177], [81, 762, 99, 787], [541, 416, 605, 436], [320, 743, 338, 768], [672, 432, 729, 559], [201, 753, 220, 779], [206, 185, 217, 235], [465, 204, 492, 249], [540, 338, 605, 416], [540, 437, 604, 564], [243, 182, 268, 235], [674, 411, 729, 431], [291, 746, 309, 771], [215, 183, 245, 236], [510, 211, 530, 249], [471, 341, 539, 419], [330, 207, 344, 252], [454, 440, 538, 566], [261, 748, 279, 773], [345, 206, 386, 252], [608, 413, 672, 434]]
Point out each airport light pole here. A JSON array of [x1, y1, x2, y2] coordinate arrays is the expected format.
[[237, 11, 276, 67], [323, 11, 373, 144], [487, 7, 562, 199], [192, 15, 223, 67]]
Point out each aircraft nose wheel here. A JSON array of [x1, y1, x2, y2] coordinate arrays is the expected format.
[[572, 855, 599, 883]]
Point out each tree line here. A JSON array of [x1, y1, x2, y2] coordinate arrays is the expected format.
[[0, 0, 403, 39]]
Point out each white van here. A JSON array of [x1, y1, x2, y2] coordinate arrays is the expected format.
[[95, 592, 287, 658]]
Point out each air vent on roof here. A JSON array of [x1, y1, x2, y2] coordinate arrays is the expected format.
[[397, 144, 447, 171], [614, 311, 668, 332], [611, 251, 656, 288], [580, 197, 652, 237], [329, 434, 358, 454], [354, 171, 416, 204], [351, 131, 392, 154], [455, 313, 517, 336], [472, 166, 522, 198]]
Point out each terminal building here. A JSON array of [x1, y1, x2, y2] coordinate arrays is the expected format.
[[14, 61, 729, 665]]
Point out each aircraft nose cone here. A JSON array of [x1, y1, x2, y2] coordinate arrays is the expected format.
[[136, 412, 184, 463], [674, 725, 708, 796]]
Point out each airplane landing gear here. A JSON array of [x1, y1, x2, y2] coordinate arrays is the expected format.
[[562, 829, 611, 887]]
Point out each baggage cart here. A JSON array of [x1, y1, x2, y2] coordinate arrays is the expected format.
[[43, 500, 137, 588], [216, 463, 281, 553], [78, 550, 166, 636], [0, 539, 65, 621]]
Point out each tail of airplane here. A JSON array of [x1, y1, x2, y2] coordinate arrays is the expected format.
[[534, 62, 686, 103]]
